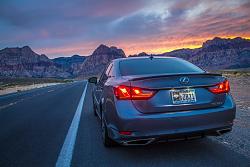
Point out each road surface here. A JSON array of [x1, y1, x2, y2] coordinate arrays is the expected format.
[[0, 81, 249, 167]]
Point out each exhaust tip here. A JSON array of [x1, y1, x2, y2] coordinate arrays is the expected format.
[[216, 128, 232, 136]]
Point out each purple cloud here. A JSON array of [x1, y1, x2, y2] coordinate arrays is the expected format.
[[0, 0, 249, 57]]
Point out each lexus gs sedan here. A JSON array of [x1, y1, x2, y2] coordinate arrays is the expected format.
[[88, 56, 236, 147]]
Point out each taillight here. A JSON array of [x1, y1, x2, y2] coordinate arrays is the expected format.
[[209, 80, 230, 94], [114, 85, 155, 100], [114, 85, 131, 100]]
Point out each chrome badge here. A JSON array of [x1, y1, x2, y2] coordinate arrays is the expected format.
[[179, 77, 190, 85]]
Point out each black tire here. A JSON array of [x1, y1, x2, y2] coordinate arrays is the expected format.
[[101, 113, 116, 147], [92, 94, 97, 116]]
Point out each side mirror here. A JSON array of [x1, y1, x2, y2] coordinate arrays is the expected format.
[[88, 77, 97, 84]]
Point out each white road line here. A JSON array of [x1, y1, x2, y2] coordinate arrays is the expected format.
[[55, 82, 88, 167]]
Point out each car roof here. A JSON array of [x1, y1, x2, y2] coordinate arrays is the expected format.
[[112, 56, 180, 63]]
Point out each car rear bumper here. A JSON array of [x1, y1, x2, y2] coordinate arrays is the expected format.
[[106, 95, 236, 144], [111, 125, 233, 145]]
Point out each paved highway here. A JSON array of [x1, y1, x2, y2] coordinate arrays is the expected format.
[[0, 81, 249, 167]]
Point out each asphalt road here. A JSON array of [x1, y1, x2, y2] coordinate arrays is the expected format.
[[0, 81, 249, 167]]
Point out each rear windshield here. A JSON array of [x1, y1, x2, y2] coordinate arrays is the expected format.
[[119, 58, 204, 76]]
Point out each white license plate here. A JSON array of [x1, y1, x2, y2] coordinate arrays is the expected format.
[[171, 89, 196, 105]]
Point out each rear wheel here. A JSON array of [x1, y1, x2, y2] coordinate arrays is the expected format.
[[101, 113, 116, 147]]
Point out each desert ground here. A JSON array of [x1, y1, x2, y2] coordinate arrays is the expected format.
[[211, 75, 250, 158]]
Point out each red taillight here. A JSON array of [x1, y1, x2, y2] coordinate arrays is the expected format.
[[114, 85, 155, 100], [131, 87, 155, 99], [209, 80, 230, 94], [114, 85, 131, 100]]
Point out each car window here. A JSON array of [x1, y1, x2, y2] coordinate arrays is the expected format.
[[98, 69, 108, 85], [119, 58, 204, 76], [98, 63, 112, 85], [108, 64, 116, 77], [105, 63, 112, 76], [107, 64, 113, 77]]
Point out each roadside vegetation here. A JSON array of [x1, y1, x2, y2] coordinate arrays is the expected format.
[[212, 68, 250, 77], [0, 78, 73, 90]]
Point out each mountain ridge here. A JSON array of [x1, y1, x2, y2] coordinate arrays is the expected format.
[[131, 37, 250, 70], [0, 46, 71, 78], [1, 37, 249, 78], [76, 44, 126, 77]]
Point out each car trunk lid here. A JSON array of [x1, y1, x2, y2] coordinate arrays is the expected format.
[[126, 73, 227, 113]]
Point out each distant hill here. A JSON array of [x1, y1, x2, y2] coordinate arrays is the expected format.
[[52, 55, 86, 74], [0, 45, 126, 78], [76, 44, 126, 77], [131, 37, 250, 70], [0, 46, 72, 78]]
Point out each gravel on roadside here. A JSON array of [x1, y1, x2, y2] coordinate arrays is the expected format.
[[209, 76, 250, 159]]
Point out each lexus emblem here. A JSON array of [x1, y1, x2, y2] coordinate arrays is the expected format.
[[179, 77, 189, 84]]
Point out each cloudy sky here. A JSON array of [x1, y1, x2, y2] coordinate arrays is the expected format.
[[0, 0, 250, 58]]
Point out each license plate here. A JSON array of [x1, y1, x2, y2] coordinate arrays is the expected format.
[[171, 89, 196, 105]]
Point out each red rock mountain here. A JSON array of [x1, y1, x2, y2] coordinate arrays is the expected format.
[[76, 44, 126, 77], [131, 37, 250, 70], [0, 46, 71, 78]]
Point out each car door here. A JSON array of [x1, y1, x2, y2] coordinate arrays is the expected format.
[[95, 63, 112, 117]]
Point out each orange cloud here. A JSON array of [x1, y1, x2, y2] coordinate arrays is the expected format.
[[4, 0, 248, 58]]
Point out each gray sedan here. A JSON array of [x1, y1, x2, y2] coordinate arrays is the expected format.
[[88, 56, 236, 147]]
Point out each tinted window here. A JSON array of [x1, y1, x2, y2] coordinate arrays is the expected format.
[[98, 69, 108, 85], [119, 58, 204, 76], [108, 65, 115, 77], [98, 64, 111, 84], [105, 63, 116, 77], [105, 63, 112, 76]]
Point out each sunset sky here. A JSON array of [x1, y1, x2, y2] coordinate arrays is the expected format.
[[0, 0, 250, 58]]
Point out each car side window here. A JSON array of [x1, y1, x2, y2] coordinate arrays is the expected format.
[[98, 70, 107, 85], [106, 63, 113, 77], [107, 64, 114, 77], [98, 63, 111, 85]]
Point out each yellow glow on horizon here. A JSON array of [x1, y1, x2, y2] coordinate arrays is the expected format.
[[36, 35, 250, 57], [123, 35, 250, 55], [149, 44, 202, 54]]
